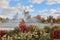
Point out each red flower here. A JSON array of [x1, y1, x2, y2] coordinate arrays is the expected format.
[[19, 19, 29, 32], [51, 30, 60, 39], [19, 25, 29, 32], [0, 30, 6, 37]]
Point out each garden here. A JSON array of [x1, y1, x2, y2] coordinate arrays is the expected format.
[[0, 19, 60, 40]]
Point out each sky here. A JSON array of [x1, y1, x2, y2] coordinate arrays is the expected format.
[[0, 0, 60, 18]]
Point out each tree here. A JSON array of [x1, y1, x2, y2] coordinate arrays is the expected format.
[[56, 18, 60, 23], [0, 17, 3, 21], [51, 26, 59, 31], [47, 16, 53, 23], [41, 18, 46, 23], [36, 15, 41, 20], [53, 18, 56, 23]]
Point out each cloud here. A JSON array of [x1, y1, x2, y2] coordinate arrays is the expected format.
[[10, 0, 20, 1], [2, 7, 22, 15], [46, 0, 60, 5], [39, 9, 48, 13], [0, 0, 21, 8], [50, 9, 57, 13], [50, 9, 60, 14], [1, 4, 34, 15], [25, 8, 34, 12], [40, 9, 60, 19], [0, 0, 23, 18], [0, 0, 9, 8], [0, 3, 23, 15], [29, 5, 33, 8], [0, 0, 35, 18], [23, 5, 34, 12], [29, 0, 60, 4], [47, 9, 60, 18], [29, 0, 44, 4], [39, 9, 60, 14]]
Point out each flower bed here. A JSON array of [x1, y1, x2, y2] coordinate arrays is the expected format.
[[0, 19, 60, 40]]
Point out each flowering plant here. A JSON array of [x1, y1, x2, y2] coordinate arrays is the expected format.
[[51, 29, 60, 39], [0, 30, 6, 37], [19, 19, 29, 32]]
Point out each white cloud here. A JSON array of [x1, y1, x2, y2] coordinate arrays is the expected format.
[[23, 5, 34, 12], [39, 9, 60, 19], [0, 0, 9, 8], [29, 0, 44, 4], [46, 0, 60, 5], [29, 0, 60, 4], [2, 7, 22, 15], [1, 3, 23, 15], [50, 9, 60, 14], [10, 0, 20, 1], [0, 0, 24, 18], [48, 9, 60, 18], [29, 5, 33, 8], [16, 4, 34, 12], [0, 0, 35, 18], [39, 9, 60, 14], [25, 8, 34, 12], [1, 4, 34, 15], [50, 9, 57, 13], [39, 9, 48, 13]]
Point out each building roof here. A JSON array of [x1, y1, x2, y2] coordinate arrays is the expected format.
[[25, 17, 40, 23]]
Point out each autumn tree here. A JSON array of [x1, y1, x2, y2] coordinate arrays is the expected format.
[[47, 16, 53, 24], [0, 17, 3, 21], [56, 18, 60, 23], [41, 18, 46, 23], [36, 15, 41, 20]]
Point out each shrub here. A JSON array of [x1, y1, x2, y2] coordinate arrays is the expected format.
[[51, 29, 60, 39], [0, 30, 6, 37], [44, 26, 51, 33]]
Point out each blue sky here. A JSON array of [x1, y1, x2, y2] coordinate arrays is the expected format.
[[0, 0, 60, 18]]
